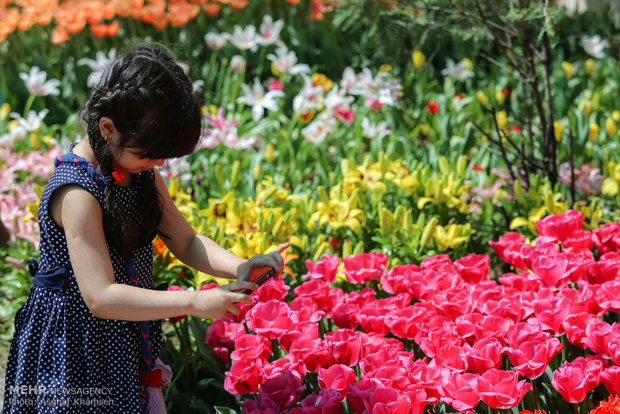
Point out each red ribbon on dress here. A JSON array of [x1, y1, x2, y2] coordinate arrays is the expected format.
[[139, 368, 163, 388]]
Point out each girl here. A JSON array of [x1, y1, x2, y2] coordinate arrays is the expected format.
[[2, 43, 286, 413]]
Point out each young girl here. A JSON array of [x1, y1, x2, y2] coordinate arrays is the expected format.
[[2, 43, 286, 413]]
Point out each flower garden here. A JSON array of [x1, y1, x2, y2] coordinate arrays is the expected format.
[[1, 0, 619, 413]]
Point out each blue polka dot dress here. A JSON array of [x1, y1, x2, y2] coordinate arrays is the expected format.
[[3, 147, 162, 413]]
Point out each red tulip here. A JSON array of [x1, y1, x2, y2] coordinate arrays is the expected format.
[[499, 272, 543, 291], [600, 366, 620, 396], [454, 253, 490, 284], [230, 334, 272, 362], [343, 252, 387, 284], [245, 299, 293, 339], [294, 278, 332, 311], [439, 372, 480, 412], [584, 321, 620, 358], [489, 232, 527, 270], [432, 343, 468, 372], [289, 295, 326, 323], [303, 254, 340, 283], [507, 337, 563, 379], [473, 369, 531, 409], [346, 378, 376, 414], [463, 336, 504, 375], [380, 264, 421, 295], [357, 302, 390, 336], [318, 364, 357, 397], [535, 210, 583, 243], [505, 322, 549, 348], [432, 287, 475, 320], [278, 321, 319, 352], [551, 356, 607, 403], [365, 385, 413, 414]]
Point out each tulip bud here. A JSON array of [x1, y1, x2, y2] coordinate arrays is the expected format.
[[553, 121, 563, 141], [496, 111, 507, 129], [606, 117, 616, 135], [230, 160, 241, 187], [253, 163, 261, 180], [613, 111, 620, 122], [265, 144, 275, 162], [588, 123, 600, 142], [462, 58, 473, 71], [412, 50, 425, 69], [0, 103, 9, 121], [495, 89, 506, 105]]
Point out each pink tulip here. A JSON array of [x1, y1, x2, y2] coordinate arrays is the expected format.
[[535, 209, 583, 243], [562, 229, 593, 251], [584, 321, 620, 357], [507, 337, 563, 379], [251, 276, 290, 302], [278, 321, 319, 352], [205, 318, 245, 349], [530, 253, 571, 288], [385, 307, 421, 340], [289, 295, 326, 323], [245, 299, 293, 339], [294, 278, 332, 311], [288, 337, 334, 372], [552, 356, 607, 403], [343, 252, 387, 284], [261, 356, 307, 382], [356, 302, 390, 336], [224, 357, 263, 395], [489, 232, 527, 270], [454, 253, 490, 284], [380, 264, 421, 295], [600, 366, 620, 396], [294, 389, 343, 414], [597, 280, 620, 313], [439, 372, 480, 412], [318, 364, 357, 396], [586, 254, 620, 284], [420, 253, 454, 274], [324, 329, 362, 367], [473, 369, 531, 409], [330, 301, 360, 329], [303, 254, 340, 283], [346, 378, 376, 414], [463, 336, 504, 375], [592, 222, 620, 254], [562, 312, 600, 349], [258, 370, 306, 409], [230, 334, 272, 362], [365, 385, 413, 414]]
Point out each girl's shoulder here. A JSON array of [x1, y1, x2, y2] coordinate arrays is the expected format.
[[44, 152, 106, 203]]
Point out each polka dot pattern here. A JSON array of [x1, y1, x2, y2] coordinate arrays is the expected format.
[[3, 148, 162, 413]]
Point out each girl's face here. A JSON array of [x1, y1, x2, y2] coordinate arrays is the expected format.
[[113, 146, 165, 174]]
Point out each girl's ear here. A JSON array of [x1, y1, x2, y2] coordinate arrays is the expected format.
[[99, 117, 117, 141]]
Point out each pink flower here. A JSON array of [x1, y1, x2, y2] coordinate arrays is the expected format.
[[343, 252, 387, 284], [294, 279, 332, 311], [324, 329, 362, 367], [439, 372, 481, 412], [258, 370, 306, 410], [530, 254, 571, 288], [224, 358, 263, 395], [507, 337, 563, 379], [586, 254, 620, 284], [290, 295, 326, 323], [600, 366, 620, 396], [563, 229, 593, 251], [454, 254, 490, 284], [584, 321, 620, 357], [535, 210, 583, 243], [597, 280, 620, 313], [364, 385, 422, 414], [380, 264, 421, 294], [303, 255, 340, 283], [278, 321, 319, 352], [356, 302, 390, 336], [473, 369, 532, 409], [245, 299, 293, 339], [318, 364, 357, 397], [230, 334, 272, 362], [385, 306, 421, 340], [294, 389, 343, 414], [288, 337, 333, 373], [426, 100, 439, 114], [261, 356, 307, 381], [562, 312, 600, 349], [346, 378, 375, 414], [592, 222, 620, 254], [463, 336, 504, 375], [267, 78, 284, 91], [552, 356, 607, 403], [205, 318, 246, 349], [489, 232, 528, 270]]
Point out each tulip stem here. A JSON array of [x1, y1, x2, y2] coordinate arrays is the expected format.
[[532, 378, 541, 411], [574, 403, 580, 414]]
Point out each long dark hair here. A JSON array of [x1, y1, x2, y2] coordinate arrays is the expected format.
[[79, 43, 202, 257]]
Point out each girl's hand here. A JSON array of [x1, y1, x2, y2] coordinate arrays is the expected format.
[[236, 243, 289, 283], [190, 281, 257, 319]]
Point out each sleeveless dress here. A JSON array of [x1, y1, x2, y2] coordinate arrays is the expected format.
[[2, 147, 162, 413]]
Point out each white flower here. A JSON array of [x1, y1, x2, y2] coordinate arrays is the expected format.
[[259, 15, 284, 46], [301, 112, 336, 144], [161, 156, 193, 185], [19, 67, 60, 96], [231, 55, 246, 73], [0, 124, 26, 147], [228, 25, 259, 51], [204, 32, 228, 50], [267, 46, 310, 76], [361, 117, 391, 139], [292, 76, 324, 114], [441, 58, 474, 81], [346, 68, 401, 107], [323, 86, 355, 125], [237, 78, 284, 122], [11, 109, 49, 132], [78, 48, 117, 87], [340, 67, 357, 93], [580, 35, 608, 59]]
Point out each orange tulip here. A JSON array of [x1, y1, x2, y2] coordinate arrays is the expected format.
[[202, 2, 220, 16], [51, 25, 69, 44]]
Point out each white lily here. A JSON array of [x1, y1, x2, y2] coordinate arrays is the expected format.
[[581, 35, 608, 59], [78, 48, 117, 87], [0, 124, 26, 147], [228, 25, 259, 51], [231, 55, 246, 73], [301, 112, 336, 144], [361, 117, 391, 139], [267, 46, 310, 76], [204, 32, 228, 50], [441, 58, 474, 81], [237, 78, 284, 122], [292, 76, 324, 114], [259, 15, 284, 46], [19, 67, 60, 96]]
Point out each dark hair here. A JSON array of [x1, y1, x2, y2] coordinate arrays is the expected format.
[[79, 43, 202, 257]]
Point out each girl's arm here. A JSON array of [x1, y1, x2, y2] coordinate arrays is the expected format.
[[153, 169, 285, 280], [55, 184, 255, 321]]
